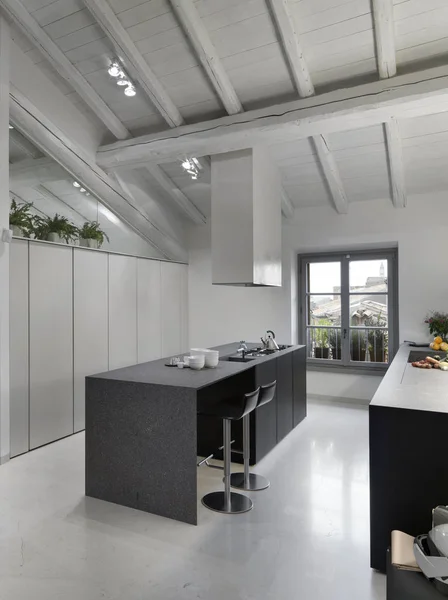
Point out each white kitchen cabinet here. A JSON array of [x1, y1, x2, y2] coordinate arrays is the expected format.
[[109, 254, 137, 370], [161, 262, 188, 357], [73, 249, 108, 432], [137, 259, 162, 363], [29, 243, 73, 449], [9, 240, 29, 457]]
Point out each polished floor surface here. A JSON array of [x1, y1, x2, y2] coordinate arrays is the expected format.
[[0, 401, 385, 600]]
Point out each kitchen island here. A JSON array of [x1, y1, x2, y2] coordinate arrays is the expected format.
[[370, 343, 448, 572], [85, 342, 306, 525]]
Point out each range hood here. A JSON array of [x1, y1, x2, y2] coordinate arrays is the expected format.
[[211, 148, 282, 287]]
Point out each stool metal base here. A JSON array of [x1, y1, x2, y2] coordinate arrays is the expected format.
[[230, 472, 270, 491], [201, 491, 253, 514]]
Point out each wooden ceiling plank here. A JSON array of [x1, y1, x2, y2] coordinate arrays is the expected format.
[[0, 0, 130, 139], [169, 0, 243, 115], [267, 0, 314, 97], [83, 0, 184, 127], [312, 134, 348, 214]]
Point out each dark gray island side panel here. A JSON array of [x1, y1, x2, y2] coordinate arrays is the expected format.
[[85, 377, 198, 525]]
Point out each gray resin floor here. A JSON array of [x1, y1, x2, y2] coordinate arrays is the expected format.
[[0, 401, 385, 600]]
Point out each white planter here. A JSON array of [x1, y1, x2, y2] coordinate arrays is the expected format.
[[80, 238, 99, 249], [47, 233, 63, 243], [11, 226, 24, 238]]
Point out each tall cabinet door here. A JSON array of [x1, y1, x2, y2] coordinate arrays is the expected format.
[[137, 259, 162, 363], [73, 249, 108, 432], [161, 262, 182, 357], [10, 240, 29, 457], [29, 243, 73, 449], [109, 254, 137, 370]]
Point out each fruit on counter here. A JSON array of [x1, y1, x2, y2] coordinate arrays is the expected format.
[[412, 356, 446, 369], [430, 341, 441, 350], [435, 336, 443, 344], [441, 342, 448, 352]]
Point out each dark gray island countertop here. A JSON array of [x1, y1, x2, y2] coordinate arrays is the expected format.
[[88, 342, 305, 390]]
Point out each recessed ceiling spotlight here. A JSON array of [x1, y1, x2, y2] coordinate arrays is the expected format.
[[9, 124, 13, 130], [124, 85, 136, 97], [73, 181, 81, 188], [80, 188, 86, 193], [116, 77, 130, 86]]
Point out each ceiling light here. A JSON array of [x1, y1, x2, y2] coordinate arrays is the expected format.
[[9, 124, 13, 130], [80, 188, 86, 193], [108, 62, 121, 77], [117, 77, 130, 86], [73, 181, 81, 188], [124, 85, 136, 97], [181, 157, 200, 180], [99, 205, 120, 225]]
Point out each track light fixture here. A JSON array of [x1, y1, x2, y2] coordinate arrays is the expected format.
[[181, 157, 201, 180], [108, 59, 136, 98]]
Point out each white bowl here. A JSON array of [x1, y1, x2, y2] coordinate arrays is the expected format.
[[190, 348, 208, 356], [188, 355, 205, 369], [204, 355, 219, 368]]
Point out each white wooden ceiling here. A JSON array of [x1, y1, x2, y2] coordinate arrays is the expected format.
[[6, 0, 448, 221]]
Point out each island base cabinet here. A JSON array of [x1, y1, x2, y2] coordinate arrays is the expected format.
[[276, 353, 293, 442], [293, 347, 307, 427], [370, 405, 448, 572]]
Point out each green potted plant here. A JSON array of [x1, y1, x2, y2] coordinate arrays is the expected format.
[[425, 311, 448, 342], [9, 199, 34, 238], [328, 328, 342, 360], [365, 313, 388, 363], [314, 318, 331, 359], [33, 214, 78, 244], [78, 221, 109, 249]]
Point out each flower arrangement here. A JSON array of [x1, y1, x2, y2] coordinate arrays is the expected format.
[[425, 311, 448, 341]]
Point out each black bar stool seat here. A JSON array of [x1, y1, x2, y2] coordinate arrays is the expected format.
[[230, 381, 276, 492], [201, 388, 260, 515]]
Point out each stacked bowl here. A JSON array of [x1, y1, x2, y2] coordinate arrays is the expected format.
[[188, 355, 205, 370], [190, 348, 220, 369]]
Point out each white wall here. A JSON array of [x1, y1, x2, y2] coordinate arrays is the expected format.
[[188, 192, 447, 401]]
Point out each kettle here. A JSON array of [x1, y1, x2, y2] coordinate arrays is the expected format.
[[261, 330, 279, 351]]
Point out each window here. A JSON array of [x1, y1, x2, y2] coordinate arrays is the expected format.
[[299, 250, 398, 371]]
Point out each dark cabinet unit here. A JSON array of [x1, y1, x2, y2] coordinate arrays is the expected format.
[[197, 346, 307, 466]]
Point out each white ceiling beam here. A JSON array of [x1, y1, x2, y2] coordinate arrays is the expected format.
[[145, 164, 206, 225], [372, 0, 397, 79], [9, 127, 42, 158], [267, 0, 314, 97], [169, 0, 242, 114], [384, 117, 406, 208], [10, 86, 187, 261], [97, 64, 448, 169], [281, 188, 294, 219], [83, 0, 184, 128], [0, 0, 130, 140], [312, 135, 348, 214]]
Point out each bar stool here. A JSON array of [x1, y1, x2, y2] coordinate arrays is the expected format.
[[230, 381, 277, 492], [201, 388, 260, 514]]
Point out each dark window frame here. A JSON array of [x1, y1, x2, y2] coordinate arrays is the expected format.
[[298, 249, 399, 374]]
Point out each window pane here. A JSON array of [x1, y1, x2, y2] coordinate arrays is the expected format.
[[349, 294, 388, 327], [308, 295, 341, 325], [307, 327, 342, 360], [308, 262, 341, 293], [350, 328, 388, 363], [349, 259, 387, 292]]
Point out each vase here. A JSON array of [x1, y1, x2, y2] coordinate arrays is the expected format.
[[47, 233, 63, 243], [12, 226, 24, 238], [80, 238, 99, 249]]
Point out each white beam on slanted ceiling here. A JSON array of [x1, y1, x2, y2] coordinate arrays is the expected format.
[[312, 135, 348, 214], [145, 164, 206, 225], [267, 0, 314, 97], [0, 0, 129, 140], [10, 87, 187, 261], [169, 0, 242, 115], [9, 127, 42, 158], [384, 118, 406, 208], [97, 64, 448, 169], [83, 0, 184, 128], [372, 0, 396, 79]]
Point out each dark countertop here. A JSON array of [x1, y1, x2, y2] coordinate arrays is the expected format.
[[88, 342, 305, 390], [370, 343, 448, 413]]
